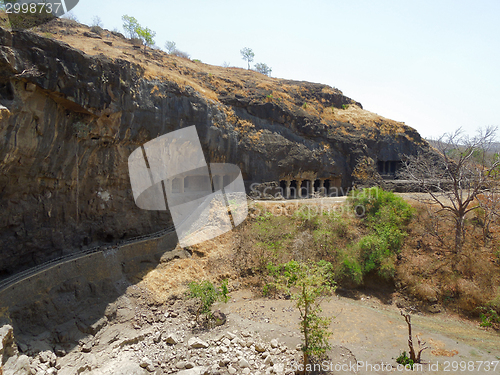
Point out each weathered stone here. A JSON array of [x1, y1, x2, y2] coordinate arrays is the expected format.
[[255, 343, 266, 353], [175, 361, 187, 369], [104, 303, 118, 320], [0, 324, 17, 359], [89, 318, 107, 335], [164, 333, 181, 345], [239, 358, 250, 368], [140, 356, 153, 368], [264, 355, 273, 366], [212, 310, 226, 326], [188, 337, 209, 349], [241, 330, 251, 338], [38, 350, 56, 365], [5, 354, 31, 375], [176, 367, 207, 375], [270, 339, 278, 348]]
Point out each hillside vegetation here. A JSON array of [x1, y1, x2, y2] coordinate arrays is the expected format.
[[229, 190, 500, 325]]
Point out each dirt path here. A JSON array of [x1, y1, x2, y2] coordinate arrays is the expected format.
[[220, 289, 500, 374]]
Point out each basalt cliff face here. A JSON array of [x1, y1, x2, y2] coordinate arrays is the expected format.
[[0, 19, 430, 277]]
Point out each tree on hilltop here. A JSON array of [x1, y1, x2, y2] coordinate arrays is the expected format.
[[122, 15, 156, 49], [122, 15, 139, 39], [254, 62, 272, 76], [165, 41, 177, 54], [240, 47, 254, 69], [136, 26, 156, 49]]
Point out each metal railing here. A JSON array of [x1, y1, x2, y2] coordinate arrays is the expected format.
[[0, 225, 177, 293]]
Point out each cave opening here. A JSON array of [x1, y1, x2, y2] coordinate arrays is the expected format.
[[290, 180, 298, 199]]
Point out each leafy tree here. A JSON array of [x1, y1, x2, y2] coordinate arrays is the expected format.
[[254, 62, 272, 76], [136, 25, 156, 48], [400, 126, 500, 253], [268, 260, 335, 372], [121, 15, 155, 49], [122, 15, 139, 39], [240, 47, 255, 69]]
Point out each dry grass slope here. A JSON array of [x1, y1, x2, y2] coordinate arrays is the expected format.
[[0, 16, 427, 144]]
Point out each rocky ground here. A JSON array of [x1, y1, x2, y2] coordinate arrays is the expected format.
[[1, 282, 303, 375], [1, 280, 500, 375]]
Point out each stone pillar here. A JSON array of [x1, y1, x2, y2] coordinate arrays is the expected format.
[[319, 179, 325, 196], [310, 179, 315, 198], [286, 180, 291, 199], [297, 179, 303, 198]]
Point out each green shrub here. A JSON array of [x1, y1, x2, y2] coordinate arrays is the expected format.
[[340, 254, 363, 285], [187, 279, 229, 323], [477, 306, 500, 327], [396, 351, 415, 369], [349, 187, 414, 280]]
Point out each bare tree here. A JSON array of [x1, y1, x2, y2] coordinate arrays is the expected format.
[[401, 310, 428, 363], [476, 187, 500, 242], [400, 126, 500, 253]]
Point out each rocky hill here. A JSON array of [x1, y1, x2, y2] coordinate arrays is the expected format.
[[0, 18, 431, 277]]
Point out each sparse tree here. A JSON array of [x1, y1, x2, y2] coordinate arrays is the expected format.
[[268, 260, 335, 373], [165, 40, 177, 54], [240, 47, 254, 69], [254, 62, 272, 76], [400, 126, 500, 254], [91, 15, 103, 28], [62, 11, 78, 22]]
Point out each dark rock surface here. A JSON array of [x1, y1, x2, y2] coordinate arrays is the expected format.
[[0, 23, 432, 276]]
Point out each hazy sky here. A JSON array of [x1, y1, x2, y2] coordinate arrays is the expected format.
[[70, 0, 500, 139]]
